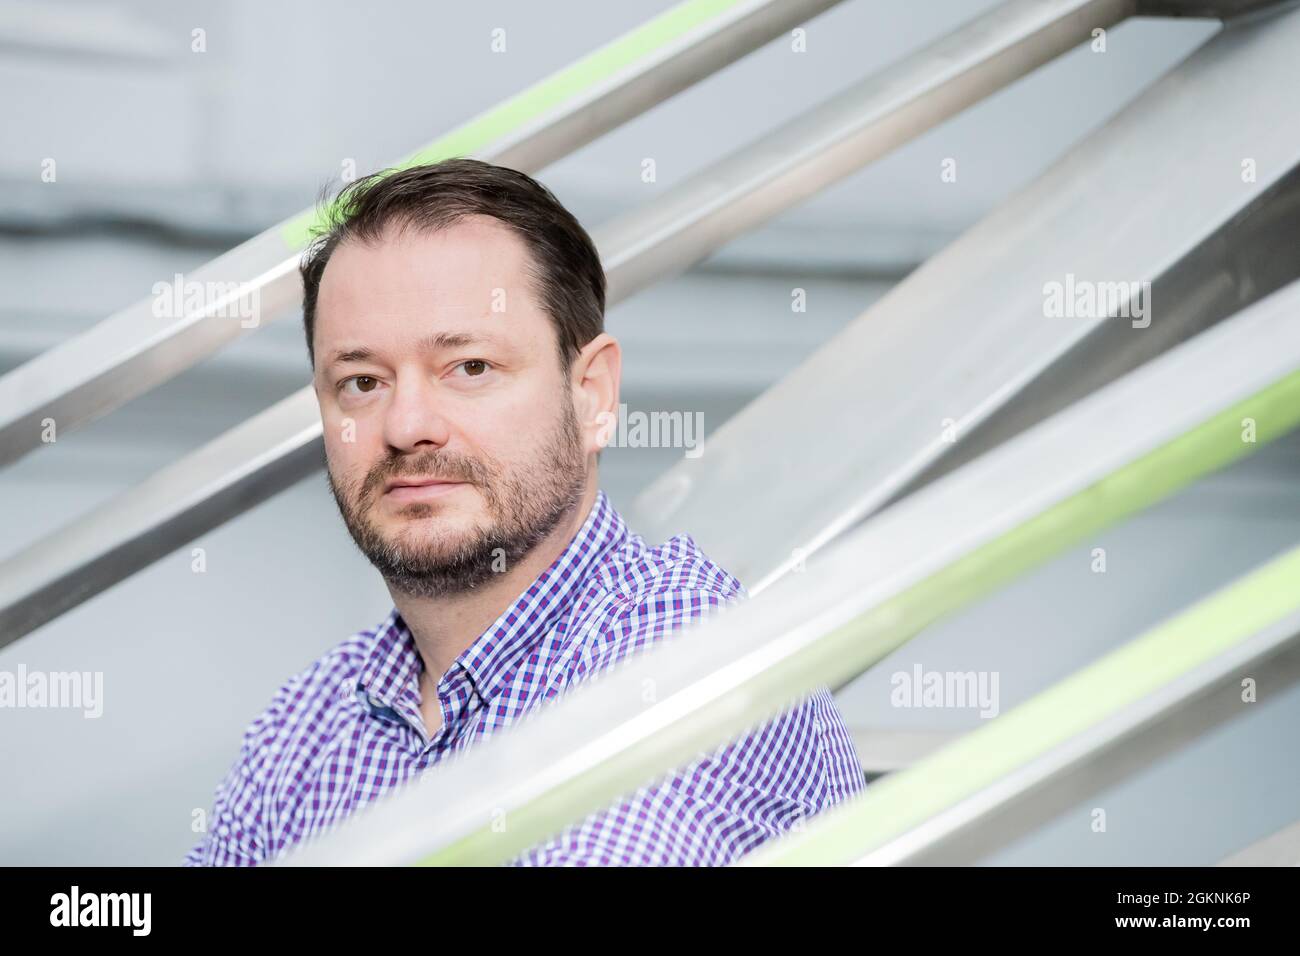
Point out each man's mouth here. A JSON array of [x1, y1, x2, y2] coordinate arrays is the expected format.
[[382, 477, 467, 503]]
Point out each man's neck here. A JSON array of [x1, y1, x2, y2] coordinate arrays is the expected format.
[[390, 482, 599, 686]]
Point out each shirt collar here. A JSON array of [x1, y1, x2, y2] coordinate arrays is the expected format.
[[355, 489, 629, 714]]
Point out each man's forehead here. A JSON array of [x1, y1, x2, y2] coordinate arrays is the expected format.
[[321, 230, 526, 298], [314, 220, 550, 348], [328, 215, 526, 273]]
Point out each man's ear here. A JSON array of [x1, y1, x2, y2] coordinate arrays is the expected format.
[[569, 333, 621, 456]]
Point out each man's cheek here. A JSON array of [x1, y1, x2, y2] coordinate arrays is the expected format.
[[333, 459, 373, 508], [483, 429, 530, 467]]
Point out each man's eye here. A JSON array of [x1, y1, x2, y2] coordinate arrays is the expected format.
[[341, 375, 380, 394], [457, 360, 491, 377]]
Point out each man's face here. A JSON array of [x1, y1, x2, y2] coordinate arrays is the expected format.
[[312, 215, 589, 597]]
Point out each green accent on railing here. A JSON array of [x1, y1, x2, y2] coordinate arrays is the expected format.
[[279, 0, 747, 251], [743, 540, 1300, 866], [412, 367, 1300, 866]]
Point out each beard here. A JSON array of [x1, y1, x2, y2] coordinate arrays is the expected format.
[[326, 388, 588, 598]]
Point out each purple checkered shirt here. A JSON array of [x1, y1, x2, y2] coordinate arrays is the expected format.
[[184, 488, 865, 866]]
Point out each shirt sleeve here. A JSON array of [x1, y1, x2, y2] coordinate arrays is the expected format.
[[509, 691, 854, 866], [510, 581, 866, 866]]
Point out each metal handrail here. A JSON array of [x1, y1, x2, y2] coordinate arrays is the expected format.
[[744, 545, 1300, 865]]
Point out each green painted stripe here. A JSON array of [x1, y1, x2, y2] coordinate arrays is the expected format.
[[279, 0, 747, 251], [411, 367, 1300, 866], [744, 540, 1300, 866]]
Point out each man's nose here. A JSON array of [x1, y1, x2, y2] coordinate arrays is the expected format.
[[381, 372, 452, 453]]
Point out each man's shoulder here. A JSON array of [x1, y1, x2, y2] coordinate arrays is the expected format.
[[183, 623, 383, 866], [593, 530, 746, 607], [563, 530, 747, 682], [244, 622, 378, 738]]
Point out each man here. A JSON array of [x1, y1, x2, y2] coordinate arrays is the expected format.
[[184, 158, 865, 866]]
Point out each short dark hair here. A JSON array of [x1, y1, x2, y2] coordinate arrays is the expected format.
[[299, 158, 606, 372]]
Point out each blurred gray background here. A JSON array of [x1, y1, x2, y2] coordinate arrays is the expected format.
[[1, 0, 1296, 865]]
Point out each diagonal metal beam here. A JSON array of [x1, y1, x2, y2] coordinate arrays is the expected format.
[[0, 389, 323, 642], [884, 160, 1300, 509], [0, 0, 847, 469], [598, 0, 1135, 303], [276, 278, 1300, 866], [632, 3, 1300, 594], [0, 0, 1134, 643], [742, 547, 1300, 866]]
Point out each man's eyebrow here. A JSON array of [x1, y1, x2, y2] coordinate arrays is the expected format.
[[415, 331, 505, 352], [325, 332, 508, 369], [326, 347, 376, 368]]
